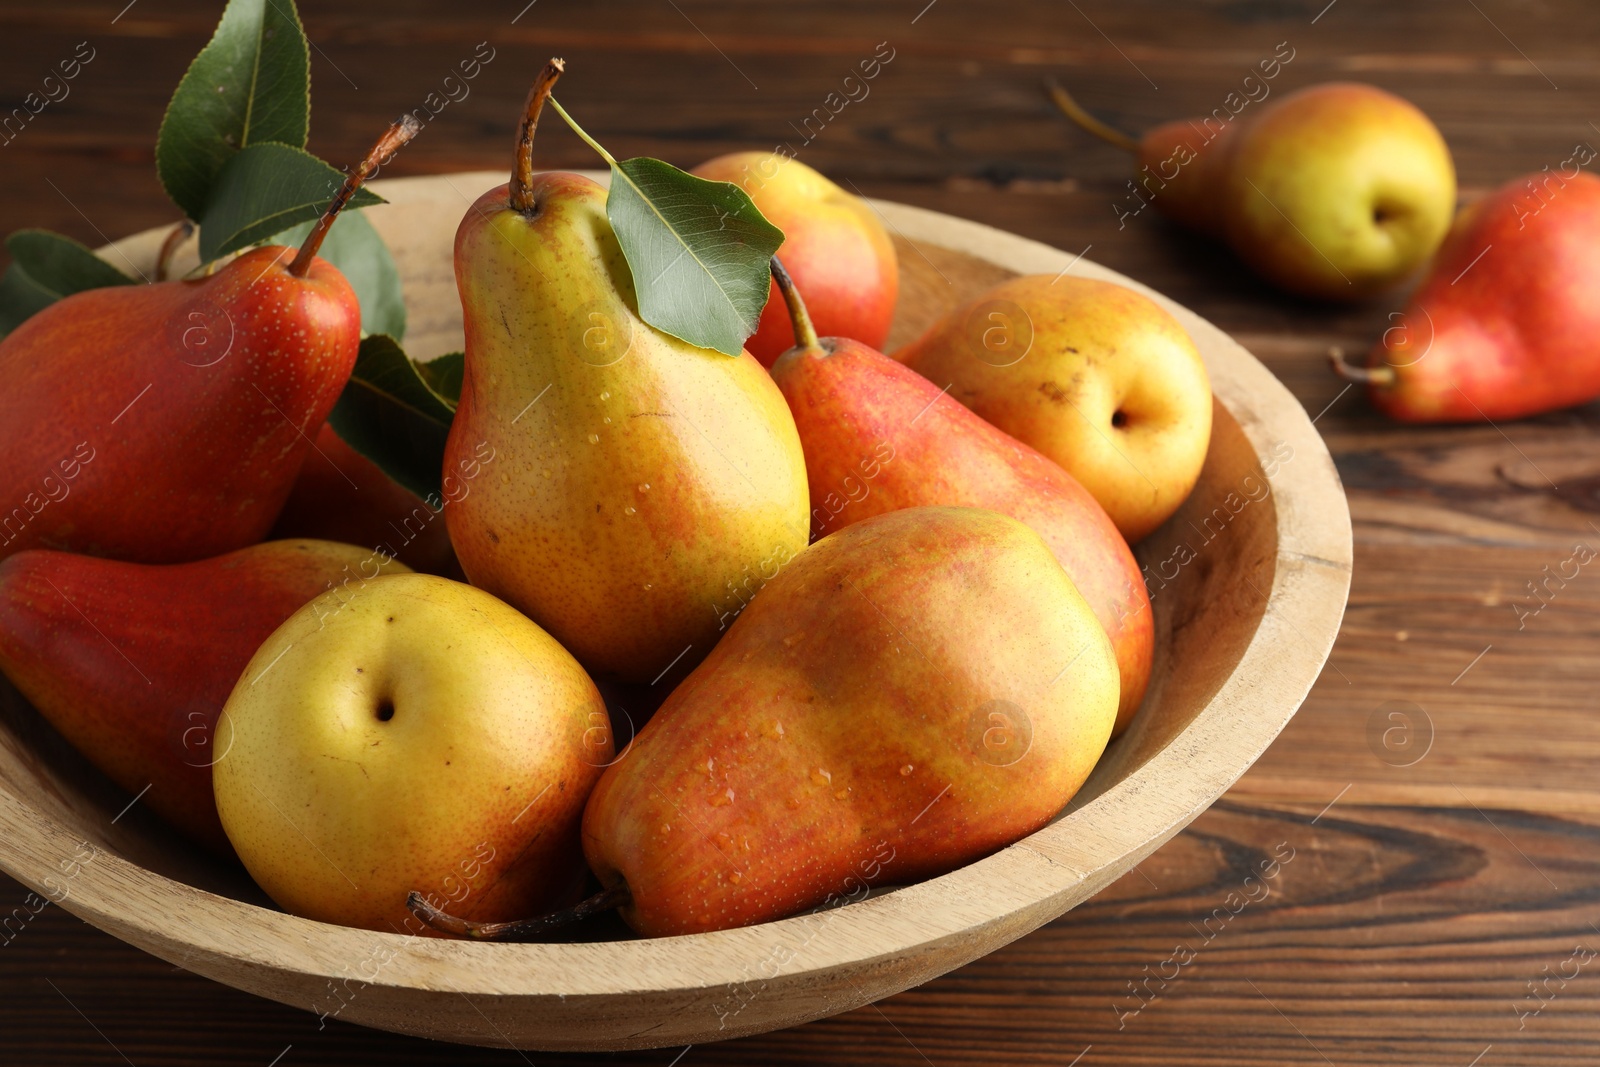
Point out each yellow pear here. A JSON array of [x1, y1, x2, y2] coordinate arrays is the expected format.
[[214, 573, 612, 935], [896, 275, 1211, 543]]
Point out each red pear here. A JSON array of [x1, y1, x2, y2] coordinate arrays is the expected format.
[[1334, 166, 1600, 421], [766, 263, 1152, 734], [0, 540, 409, 853], [270, 424, 461, 576], [0, 118, 417, 564]]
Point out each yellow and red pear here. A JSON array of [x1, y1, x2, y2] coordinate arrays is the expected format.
[[1052, 80, 1455, 300], [894, 273, 1212, 544], [215, 573, 609, 934], [583, 506, 1119, 936]]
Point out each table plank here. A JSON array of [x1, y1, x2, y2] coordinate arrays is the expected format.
[[4, 800, 1597, 1065], [4, 0, 1600, 1063]]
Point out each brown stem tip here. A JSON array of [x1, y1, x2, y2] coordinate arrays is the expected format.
[[289, 114, 422, 278], [510, 58, 567, 215], [406, 882, 630, 942], [1328, 345, 1396, 387], [1044, 78, 1141, 154]]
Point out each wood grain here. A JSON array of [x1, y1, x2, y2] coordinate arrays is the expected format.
[[1, 0, 1595, 1062], [5, 801, 1597, 1065]]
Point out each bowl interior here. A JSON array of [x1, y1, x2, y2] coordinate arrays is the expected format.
[[0, 178, 1271, 903], [0, 173, 1346, 1051]]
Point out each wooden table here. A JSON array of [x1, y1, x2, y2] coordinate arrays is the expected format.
[[4, 1, 1598, 1063]]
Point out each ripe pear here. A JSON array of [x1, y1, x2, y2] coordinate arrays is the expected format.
[[1335, 168, 1600, 421], [583, 506, 1119, 937], [1053, 81, 1455, 300], [214, 573, 612, 935], [0, 118, 417, 564], [444, 65, 808, 682], [0, 540, 408, 854], [690, 151, 898, 366], [895, 274, 1212, 543], [768, 266, 1150, 733]]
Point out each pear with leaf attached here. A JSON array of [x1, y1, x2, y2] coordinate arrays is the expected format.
[[0, 117, 419, 565], [443, 61, 809, 683]]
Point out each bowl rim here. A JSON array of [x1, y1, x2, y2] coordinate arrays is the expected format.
[[0, 172, 1351, 1014]]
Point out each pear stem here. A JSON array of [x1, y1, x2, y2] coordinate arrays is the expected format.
[[769, 256, 821, 351], [406, 882, 631, 941], [547, 96, 619, 168], [154, 219, 194, 282], [1328, 345, 1396, 386], [1044, 78, 1141, 154], [289, 115, 421, 278], [510, 58, 567, 215]]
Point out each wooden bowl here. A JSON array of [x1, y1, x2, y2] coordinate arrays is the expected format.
[[0, 172, 1351, 1051]]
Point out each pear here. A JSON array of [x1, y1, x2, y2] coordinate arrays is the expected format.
[[0, 540, 409, 854], [443, 63, 808, 682], [895, 274, 1212, 544], [581, 506, 1119, 937], [0, 118, 418, 564], [1051, 80, 1455, 300], [214, 573, 612, 935], [1334, 169, 1600, 421]]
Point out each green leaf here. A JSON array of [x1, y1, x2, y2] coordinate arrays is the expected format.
[[156, 0, 311, 220], [0, 229, 136, 337], [197, 142, 384, 262], [268, 211, 405, 340], [7, 230, 139, 293], [0, 265, 58, 338], [414, 352, 463, 408], [606, 157, 785, 356], [326, 334, 454, 501]]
